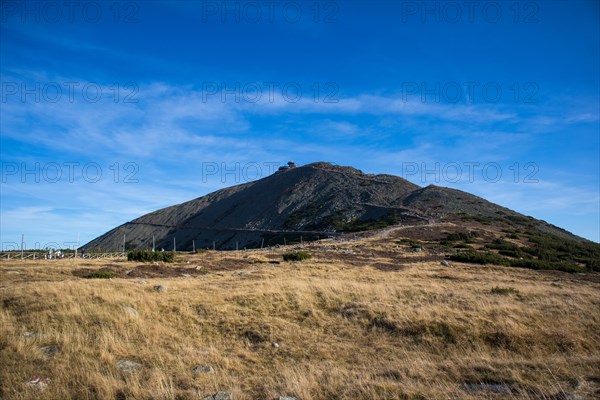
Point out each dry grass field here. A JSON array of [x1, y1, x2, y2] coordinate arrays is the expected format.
[[1, 236, 600, 399]]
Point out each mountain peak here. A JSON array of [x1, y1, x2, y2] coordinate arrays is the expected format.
[[83, 162, 584, 251]]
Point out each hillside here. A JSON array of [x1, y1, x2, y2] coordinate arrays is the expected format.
[[83, 162, 587, 252]]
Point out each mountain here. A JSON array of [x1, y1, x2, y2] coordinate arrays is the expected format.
[[83, 162, 588, 251]]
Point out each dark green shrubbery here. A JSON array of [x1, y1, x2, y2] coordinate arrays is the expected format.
[[127, 250, 174, 263], [448, 214, 600, 273], [445, 231, 478, 243], [283, 251, 312, 262], [522, 231, 600, 272], [449, 251, 508, 266], [485, 238, 520, 251], [449, 250, 585, 273]]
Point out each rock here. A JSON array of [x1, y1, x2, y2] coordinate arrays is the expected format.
[[116, 359, 142, 373], [135, 279, 147, 285], [153, 285, 167, 292], [272, 342, 280, 349], [461, 382, 513, 394], [181, 273, 191, 277], [6, 270, 20, 274], [441, 260, 451, 267], [279, 397, 298, 400], [192, 364, 215, 374], [26, 377, 50, 391], [203, 392, 232, 400], [125, 269, 134, 275], [40, 345, 58, 357], [124, 306, 139, 318]]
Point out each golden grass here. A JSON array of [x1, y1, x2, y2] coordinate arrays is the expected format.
[[1, 242, 599, 399]]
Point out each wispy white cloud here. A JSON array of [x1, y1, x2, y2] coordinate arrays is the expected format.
[[2, 72, 598, 243]]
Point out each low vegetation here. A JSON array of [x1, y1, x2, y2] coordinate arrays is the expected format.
[[448, 250, 586, 273], [127, 250, 175, 263], [85, 271, 114, 279], [282, 251, 312, 262], [443, 230, 478, 243]]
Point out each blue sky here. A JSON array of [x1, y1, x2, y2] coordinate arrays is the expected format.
[[1, 0, 599, 249]]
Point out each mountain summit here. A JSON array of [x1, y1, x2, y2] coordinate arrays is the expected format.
[[84, 162, 582, 251]]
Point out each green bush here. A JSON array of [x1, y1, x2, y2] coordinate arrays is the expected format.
[[449, 250, 585, 273], [127, 250, 174, 262], [485, 239, 520, 251], [449, 251, 508, 265], [86, 271, 114, 279], [283, 251, 312, 262], [445, 231, 478, 243]]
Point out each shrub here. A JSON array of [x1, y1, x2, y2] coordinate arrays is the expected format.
[[282, 251, 312, 262], [449, 251, 585, 273], [86, 271, 114, 279], [449, 251, 508, 265], [445, 231, 478, 243], [485, 239, 520, 252], [127, 250, 174, 263], [510, 259, 583, 273]]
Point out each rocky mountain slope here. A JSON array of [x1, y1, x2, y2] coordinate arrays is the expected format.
[[83, 162, 587, 251]]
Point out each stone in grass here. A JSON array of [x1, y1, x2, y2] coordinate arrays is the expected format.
[[123, 306, 139, 318], [26, 377, 50, 391], [135, 279, 147, 285], [441, 260, 451, 267], [203, 392, 232, 400], [153, 285, 167, 293], [116, 359, 142, 373], [192, 364, 215, 374], [40, 345, 59, 357], [279, 397, 298, 400], [461, 382, 513, 394]]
